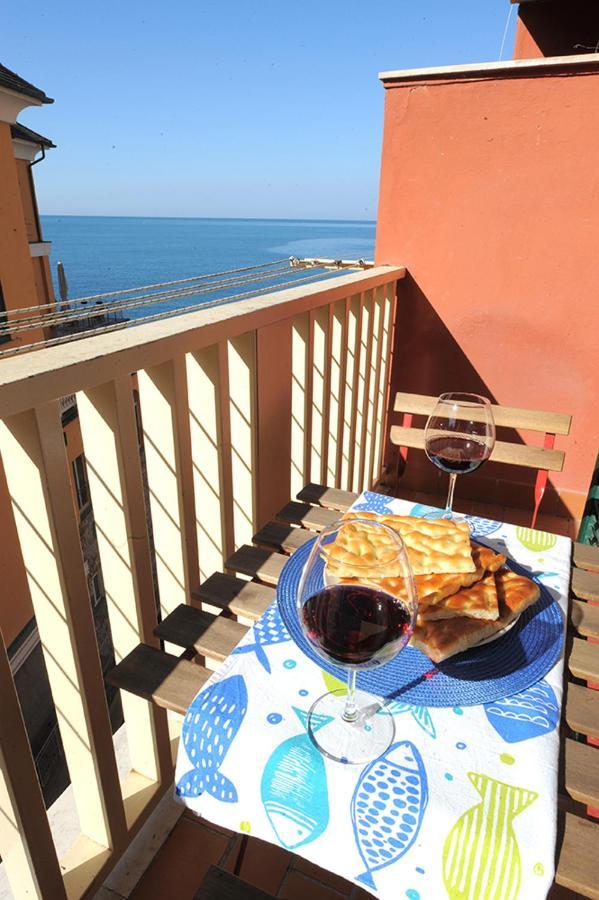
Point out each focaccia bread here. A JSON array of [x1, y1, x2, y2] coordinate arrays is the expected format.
[[419, 572, 499, 621], [332, 512, 475, 576], [338, 542, 506, 608], [410, 567, 541, 663], [418, 545, 507, 621]]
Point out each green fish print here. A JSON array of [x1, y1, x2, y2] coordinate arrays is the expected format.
[[443, 773, 538, 900], [515, 527, 557, 554]]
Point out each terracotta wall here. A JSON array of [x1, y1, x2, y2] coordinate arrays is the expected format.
[[376, 64, 599, 521]]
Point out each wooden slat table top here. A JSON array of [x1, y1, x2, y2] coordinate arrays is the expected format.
[[276, 500, 339, 531], [296, 483, 358, 511], [193, 572, 274, 621], [573, 543, 599, 573], [565, 739, 599, 809], [568, 638, 599, 683], [570, 600, 599, 640], [225, 545, 287, 585], [556, 814, 599, 899], [252, 521, 313, 554], [194, 866, 275, 899], [106, 644, 210, 716], [565, 684, 599, 740], [155, 605, 247, 662], [572, 568, 599, 602]]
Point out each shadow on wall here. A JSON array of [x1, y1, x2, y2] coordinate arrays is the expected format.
[[384, 273, 573, 524]]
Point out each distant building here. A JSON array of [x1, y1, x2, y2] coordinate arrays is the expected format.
[[0, 63, 117, 805]]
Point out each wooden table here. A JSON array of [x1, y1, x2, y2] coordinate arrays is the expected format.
[[109, 483, 599, 899]]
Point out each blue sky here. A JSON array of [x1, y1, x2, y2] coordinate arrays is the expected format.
[[5, 1, 517, 219]]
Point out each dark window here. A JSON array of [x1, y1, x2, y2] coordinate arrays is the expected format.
[[72, 454, 90, 511], [0, 282, 9, 345]]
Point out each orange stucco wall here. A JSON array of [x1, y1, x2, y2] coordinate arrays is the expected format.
[[376, 65, 599, 520], [0, 122, 45, 346]]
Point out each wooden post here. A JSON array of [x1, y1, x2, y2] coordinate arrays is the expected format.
[[255, 320, 292, 529], [137, 359, 198, 613], [78, 378, 172, 791], [227, 333, 258, 548], [0, 404, 127, 851], [0, 628, 66, 899]]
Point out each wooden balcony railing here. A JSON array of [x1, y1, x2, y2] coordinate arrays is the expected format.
[[0, 264, 404, 899]]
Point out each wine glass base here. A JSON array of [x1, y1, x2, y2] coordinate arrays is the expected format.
[[306, 688, 395, 765]]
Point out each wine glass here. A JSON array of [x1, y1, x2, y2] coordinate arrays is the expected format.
[[297, 518, 417, 764], [424, 392, 496, 519]]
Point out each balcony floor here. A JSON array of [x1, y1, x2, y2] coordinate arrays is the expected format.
[[118, 810, 371, 900]]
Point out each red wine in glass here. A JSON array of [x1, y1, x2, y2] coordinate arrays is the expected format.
[[424, 393, 495, 517], [296, 517, 417, 764], [425, 435, 490, 475], [301, 583, 413, 668]]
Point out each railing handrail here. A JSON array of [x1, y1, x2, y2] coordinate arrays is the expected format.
[[0, 266, 404, 419]]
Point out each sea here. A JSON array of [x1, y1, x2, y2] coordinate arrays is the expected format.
[[40, 216, 377, 320]]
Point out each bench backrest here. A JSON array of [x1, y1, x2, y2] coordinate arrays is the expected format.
[[390, 392, 572, 526]]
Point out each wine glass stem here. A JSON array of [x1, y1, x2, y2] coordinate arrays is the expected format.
[[342, 669, 358, 722], [445, 473, 458, 517]]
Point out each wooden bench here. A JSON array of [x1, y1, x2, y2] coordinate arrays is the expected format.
[[108, 482, 599, 899], [390, 392, 572, 529]]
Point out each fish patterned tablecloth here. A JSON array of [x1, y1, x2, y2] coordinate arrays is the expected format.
[[175, 491, 571, 900]]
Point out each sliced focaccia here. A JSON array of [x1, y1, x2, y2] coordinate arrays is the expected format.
[[331, 511, 475, 576], [410, 568, 541, 663], [418, 544, 507, 621]]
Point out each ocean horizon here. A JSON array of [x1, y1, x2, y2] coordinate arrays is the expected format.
[[40, 215, 377, 315]]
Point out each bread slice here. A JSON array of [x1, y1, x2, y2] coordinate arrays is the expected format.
[[410, 568, 541, 663], [420, 572, 499, 621], [333, 511, 475, 576], [418, 545, 507, 621]]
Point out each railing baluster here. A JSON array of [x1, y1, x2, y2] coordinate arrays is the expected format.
[[341, 293, 362, 490], [310, 306, 329, 484], [333, 297, 350, 490], [367, 287, 387, 487], [255, 320, 292, 526], [0, 629, 66, 899], [290, 313, 312, 496], [0, 403, 127, 851], [137, 359, 198, 613], [77, 378, 172, 793], [354, 290, 374, 492], [227, 332, 258, 548], [187, 345, 228, 581], [372, 282, 397, 484], [326, 299, 345, 489]]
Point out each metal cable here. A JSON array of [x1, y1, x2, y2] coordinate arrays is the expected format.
[[0, 263, 309, 336], [0, 269, 339, 358], [6, 258, 291, 317]]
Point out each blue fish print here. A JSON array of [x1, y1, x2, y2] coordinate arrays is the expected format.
[[176, 674, 247, 802], [353, 491, 398, 514], [352, 740, 428, 889], [261, 707, 331, 850], [484, 680, 559, 743], [232, 604, 291, 673], [382, 701, 436, 739], [410, 502, 440, 519], [463, 514, 501, 538]]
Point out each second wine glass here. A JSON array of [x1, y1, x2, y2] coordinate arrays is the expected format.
[[424, 392, 496, 518]]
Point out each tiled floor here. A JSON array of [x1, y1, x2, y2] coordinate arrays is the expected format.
[[128, 809, 371, 899]]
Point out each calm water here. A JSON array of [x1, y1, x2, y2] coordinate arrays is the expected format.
[[41, 216, 376, 318]]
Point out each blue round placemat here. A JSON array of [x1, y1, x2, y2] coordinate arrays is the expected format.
[[276, 536, 564, 707]]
